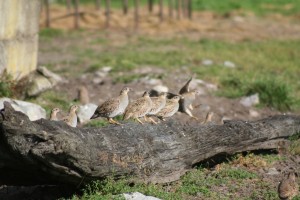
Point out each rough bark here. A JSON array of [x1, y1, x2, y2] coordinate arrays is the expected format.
[[0, 102, 299, 186]]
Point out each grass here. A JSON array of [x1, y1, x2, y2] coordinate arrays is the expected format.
[[27, 90, 72, 116], [71, 153, 283, 200], [0, 74, 15, 98], [67, 36, 300, 111], [54, 0, 300, 16]]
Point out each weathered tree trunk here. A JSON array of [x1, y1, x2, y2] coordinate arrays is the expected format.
[[0, 102, 299, 186]]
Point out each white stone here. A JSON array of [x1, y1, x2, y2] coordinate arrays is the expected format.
[[202, 59, 214, 66], [101, 66, 112, 73], [152, 85, 169, 93], [37, 66, 66, 84], [123, 192, 161, 200], [240, 93, 260, 107], [223, 61, 236, 68], [0, 98, 46, 121], [249, 109, 260, 118], [77, 103, 98, 123], [26, 74, 53, 97], [204, 83, 218, 91], [266, 167, 279, 175]]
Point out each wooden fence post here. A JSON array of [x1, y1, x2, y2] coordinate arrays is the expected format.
[[123, 0, 128, 15], [74, 0, 80, 29], [169, 0, 174, 19], [95, 0, 101, 11], [44, 0, 50, 27], [105, 0, 110, 28], [134, 0, 139, 30], [159, 0, 163, 22], [187, 0, 192, 19], [66, 0, 72, 13], [177, 0, 181, 20], [148, 0, 153, 13]]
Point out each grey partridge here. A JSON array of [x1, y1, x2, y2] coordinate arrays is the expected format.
[[278, 172, 299, 200], [90, 87, 132, 125], [123, 91, 152, 124], [50, 108, 60, 121], [156, 95, 181, 121], [63, 105, 79, 127]]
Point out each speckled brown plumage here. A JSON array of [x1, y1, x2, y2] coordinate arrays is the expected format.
[[156, 96, 181, 121], [278, 172, 299, 200], [50, 108, 60, 121], [123, 91, 152, 124], [90, 87, 132, 125], [63, 105, 79, 127]]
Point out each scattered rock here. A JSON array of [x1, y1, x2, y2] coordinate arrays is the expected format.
[[26, 67, 66, 97], [223, 61, 236, 68], [101, 66, 112, 73], [95, 71, 107, 78], [202, 59, 214, 66], [123, 192, 161, 200], [152, 85, 169, 93], [204, 83, 218, 91], [132, 66, 164, 74], [139, 77, 162, 86], [77, 103, 98, 123], [92, 77, 104, 85], [37, 66, 66, 84], [0, 98, 46, 121], [232, 16, 245, 23], [266, 167, 280, 175], [249, 109, 260, 118], [240, 93, 260, 107]]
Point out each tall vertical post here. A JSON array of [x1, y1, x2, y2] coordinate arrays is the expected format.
[[159, 0, 163, 22], [134, 0, 139, 30], [66, 0, 72, 13], [105, 0, 110, 28], [187, 0, 192, 19], [95, 0, 101, 11], [74, 0, 80, 29], [0, 0, 41, 79], [169, 0, 174, 19], [148, 0, 153, 13], [177, 0, 181, 20], [123, 0, 128, 15], [182, 0, 187, 18], [44, 0, 50, 27]]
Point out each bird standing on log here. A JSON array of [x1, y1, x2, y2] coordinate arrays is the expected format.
[[278, 172, 299, 200], [90, 87, 132, 125], [178, 77, 201, 120], [146, 92, 167, 124], [63, 105, 79, 127], [156, 95, 181, 121], [50, 108, 60, 121], [123, 91, 152, 124]]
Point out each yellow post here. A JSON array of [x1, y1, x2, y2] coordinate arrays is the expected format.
[[0, 0, 41, 79]]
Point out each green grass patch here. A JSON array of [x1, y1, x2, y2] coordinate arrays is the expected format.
[[39, 28, 64, 38], [218, 75, 294, 111], [193, 0, 300, 16], [27, 90, 71, 116], [0, 74, 15, 98], [85, 120, 108, 128]]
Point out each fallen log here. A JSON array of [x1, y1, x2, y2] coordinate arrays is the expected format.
[[0, 102, 299, 186]]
